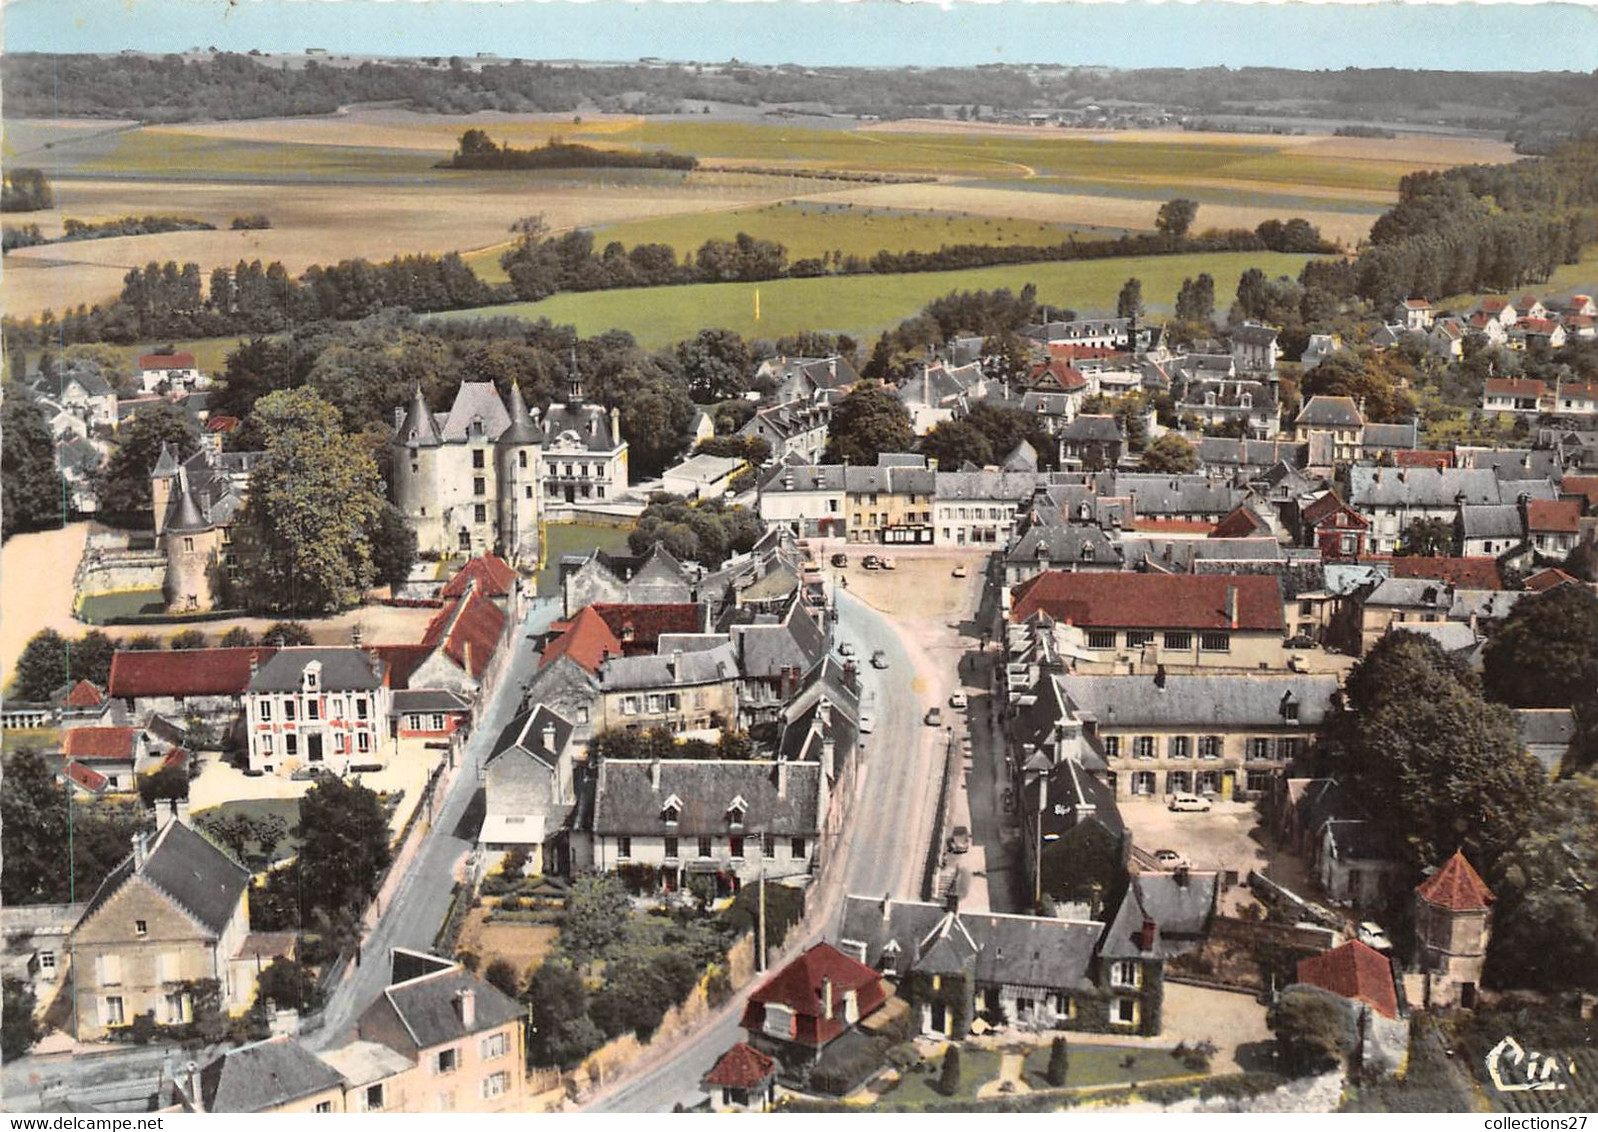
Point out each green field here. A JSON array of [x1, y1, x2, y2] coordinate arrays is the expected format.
[[432, 250, 1315, 348], [72, 132, 444, 182], [535, 521, 634, 596], [192, 798, 304, 864], [1021, 1043, 1197, 1089], [465, 200, 1128, 284], [76, 589, 166, 624]]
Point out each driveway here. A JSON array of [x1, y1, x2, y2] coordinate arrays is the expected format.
[[1159, 983, 1273, 1075]]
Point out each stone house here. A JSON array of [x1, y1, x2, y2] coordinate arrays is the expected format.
[[244, 648, 394, 776], [843, 459, 937, 545], [1288, 940, 1409, 1078], [192, 1036, 347, 1114], [479, 704, 579, 876], [1414, 851, 1494, 1009], [740, 942, 889, 1076], [107, 646, 275, 724], [596, 641, 740, 733]]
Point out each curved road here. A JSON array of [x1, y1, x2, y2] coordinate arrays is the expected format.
[[586, 586, 954, 1112]]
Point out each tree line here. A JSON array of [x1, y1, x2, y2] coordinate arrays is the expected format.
[[4, 214, 217, 253], [0, 168, 52, 213], [1353, 138, 1598, 306], [441, 130, 697, 171]]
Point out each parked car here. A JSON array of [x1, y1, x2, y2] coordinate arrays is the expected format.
[[949, 691, 967, 709], [1002, 788, 1016, 813], [870, 649, 888, 669], [838, 642, 855, 657], [1357, 921, 1394, 952], [925, 706, 943, 727], [862, 554, 882, 570], [1153, 849, 1190, 869], [879, 556, 897, 570], [952, 564, 968, 578], [947, 826, 971, 854], [859, 713, 874, 734], [1168, 793, 1211, 812], [1285, 633, 1317, 649], [830, 552, 849, 568]]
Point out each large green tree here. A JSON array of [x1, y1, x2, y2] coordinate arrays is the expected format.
[[1336, 632, 1545, 868], [1395, 517, 1455, 557], [95, 402, 199, 514], [920, 419, 995, 470], [369, 501, 419, 593], [10, 629, 116, 701], [2, 978, 41, 1063], [1155, 198, 1200, 238], [675, 328, 751, 404], [1116, 277, 1144, 321], [1485, 775, 1598, 992], [525, 961, 602, 1068], [823, 382, 914, 465], [1482, 585, 1598, 709], [295, 775, 392, 922], [2, 396, 65, 539], [1173, 273, 1216, 324], [1140, 433, 1198, 474], [559, 874, 634, 965], [235, 387, 385, 613], [1269, 990, 1347, 1076]]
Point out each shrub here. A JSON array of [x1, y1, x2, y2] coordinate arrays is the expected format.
[[169, 628, 207, 650], [938, 1046, 963, 1096], [1046, 1035, 1070, 1086]]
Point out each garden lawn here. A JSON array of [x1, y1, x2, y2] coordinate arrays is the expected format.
[[429, 250, 1315, 349], [534, 520, 633, 596], [192, 797, 303, 864], [3, 728, 60, 756], [75, 589, 167, 624], [883, 1048, 1003, 1109], [1022, 1043, 1197, 1089]]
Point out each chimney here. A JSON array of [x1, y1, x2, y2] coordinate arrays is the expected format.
[[542, 721, 557, 754], [829, 358, 837, 380], [1226, 585, 1239, 630], [777, 759, 789, 799], [1154, 665, 1167, 690], [1139, 918, 1157, 953], [945, 889, 961, 914], [610, 406, 621, 443], [670, 649, 683, 680], [132, 832, 149, 870], [455, 988, 476, 1028], [1174, 865, 1190, 888], [821, 977, 834, 1020], [393, 406, 405, 433], [462, 639, 474, 678], [650, 759, 661, 791]]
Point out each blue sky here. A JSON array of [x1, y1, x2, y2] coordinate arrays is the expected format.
[[5, 0, 1596, 71]]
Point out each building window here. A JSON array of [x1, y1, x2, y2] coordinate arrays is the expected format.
[[482, 1072, 510, 1100], [285, 700, 297, 722], [616, 836, 632, 860], [104, 996, 126, 1026], [1167, 770, 1191, 794], [473, 450, 485, 469], [356, 699, 369, 721], [1127, 630, 1154, 648], [1200, 631, 1231, 652], [791, 837, 807, 859], [1247, 738, 1273, 761], [38, 951, 55, 972], [481, 1033, 508, 1060], [357, 732, 371, 753], [183, 537, 194, 553], [435, 1048, 458, 1075], [1133, 736, 1155, 760], [438, 1092, 455, 1113], [1169, 736, 1190, 760], [259, 701, 272, 722], [762, 833, 776, 857], [518, 451, 527, 468], [473, 477, 486, 496], [307, 699, 320, 721], [1087, 630, 1116, 650], [1197, 771, 1221, 795], [364, 1085, 384, 1112], [1279, 738, 1300, 762], [697, 835, 713, 858], [1164, 631, 1192, 651], [1103, 736, 1120, 759], [135, 919, 148, 936], [1198, 736, 1222, 760], [729, 835, 745, 860], [313, 1101, 333, 1114], [1246, 769, 1274, 793], [664, 836, 679, 861], [1131, 770, 1156, 795], [475, 504, 488, 524], [1110, 960, 1141, 989]]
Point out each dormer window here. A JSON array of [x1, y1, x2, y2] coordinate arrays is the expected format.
[[660, 795, 683, 825], [726, 796, 748, 828], [303, 662, 321, 694]]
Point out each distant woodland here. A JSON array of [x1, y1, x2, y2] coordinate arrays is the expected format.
[[440, 130, 697, 171], [5, 53, 1597, 148]]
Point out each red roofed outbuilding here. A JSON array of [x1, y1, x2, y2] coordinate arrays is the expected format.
[[1415, 851, 1494, 1008], [741, 942, 888, 1066], [441, 554, 518, 601], [703, 1042, 777, 1111], [1295, 939, 1400, 1020], [411, 585, 506, 692], [540, 606, 624, 674], [61, 727, 144, 792], [108, 647, 277, 718]]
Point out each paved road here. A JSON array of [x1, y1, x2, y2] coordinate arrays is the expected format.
[[305, 594, 560, 1050], [585, 587, 947, 1112]]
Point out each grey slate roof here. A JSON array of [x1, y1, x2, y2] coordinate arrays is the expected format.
[[1120, 537, 1285, 572], [1363, 577, 1453, 609], [497, 380, 542, 447], [1008, 522, 1124, 570], [1057, 673, 1339, 729], [392, 689, 472, 715], [199, 1037, 343, 1113], [1465, 449, 1563, 482], [438, 381, 511, 443], [759, 464, 847, 494], [1460, 504, 1524, 540], [1296, 396, 1364, 429], [1099, 871, 1217, 959], [935, 470, 1051, 503], [593, 759, 821, 836], [248, 647, 386, 693], [1361, 421, 1420, 451], [837, 897, 1103, 990], [1231, 323, 1280, 348], [734, 596, 827, 679], [1027, 754, 1124, 841], [1347, 466, 1555, 509], [395, 384, 443, 448], [375, 966, 524, 1051], [599, 640, 738, 691], [1061, 414, 1124, 443], [1099, 473, 1245, 517], [538, 401, 622, 451], [78, 820, 250, 940], [843, 463, 936, 496], [1002, 440, 1039, 472]]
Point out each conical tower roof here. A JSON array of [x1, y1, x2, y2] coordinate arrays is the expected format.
[[167, 467, 212, 533], [152, 442, 180, 478], [396, 384, 442, 448], [497, 380, 543, 447]]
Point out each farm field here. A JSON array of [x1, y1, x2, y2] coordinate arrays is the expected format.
[[429, 249, 1317, 348]]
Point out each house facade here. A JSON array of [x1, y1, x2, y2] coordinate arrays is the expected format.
[[244, 648, 394, 775]]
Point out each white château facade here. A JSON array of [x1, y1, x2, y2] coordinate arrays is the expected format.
[[389, 377, 628, 565]]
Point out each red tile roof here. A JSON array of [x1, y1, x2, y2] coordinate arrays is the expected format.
[[1485, 377, 1549, 398], [373, 644, 433, 691], [1390, 556, 1503, 591], [1048, 344, 1127, 361], [1393, 449, 1454, 469], [108, 647, 277, 699], [1301, 491, 1368, 529], [704, 1042, 776, 1089], [1415, 850, 1493, 912], [440, 554, 517, 599], [65, 679, 104, 708], [421, 587, 505, 680], [1210, 505, 1271, 540], [1296, 940, 1399, 1020], [62, 727, 137, 762], [1011, 572, 1284, 632], [64, 761, 109, 794], [1403, 298, 1431, 309], [1559, 382, 1598, 403], [592, 603, 703, 655], [1128, 518, 1216, 535], [1517, 318, 1561, 335], [1028, 359, 1088, 392], [160, 748, 191, 771], [1479, 299, 1509, 313], [741, 943, 887, 1050], [541, 606, 624, 674], [1561, 476, 1598, 508], [1526, 498, 1582, 533], [206, 415, 241, 434], [140, 352, 197, 370], [1524, 568, 1579, 594]]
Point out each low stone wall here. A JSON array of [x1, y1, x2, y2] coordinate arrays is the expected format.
[[75, 549, 165, 601]]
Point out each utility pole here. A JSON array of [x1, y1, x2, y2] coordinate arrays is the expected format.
[[756, 842, 767, 974]]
